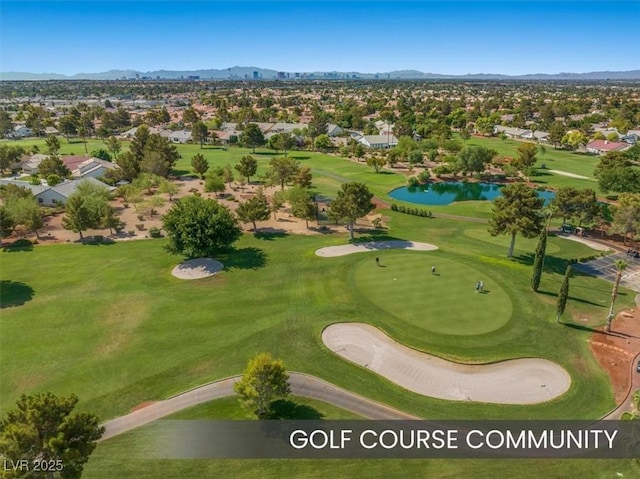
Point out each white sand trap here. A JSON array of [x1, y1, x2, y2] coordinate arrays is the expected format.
[[316, 240, 438, 257], [171, 258, 224, 280], [323, 323, 571, 404], [549, 170, 590, 180]]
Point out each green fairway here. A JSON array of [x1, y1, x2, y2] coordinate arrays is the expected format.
[[353, 253, 512, 335]]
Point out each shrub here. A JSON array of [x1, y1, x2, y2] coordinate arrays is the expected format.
[[407, 176, 419, 186], [418, 170, 430, 183], [135, 223, 145, 231], [149, 226, 162, 238]]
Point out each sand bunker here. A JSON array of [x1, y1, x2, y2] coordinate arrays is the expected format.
[[316, 240, 438, 257], [171, 258, 224, 280], [323, 323, 571, 404]]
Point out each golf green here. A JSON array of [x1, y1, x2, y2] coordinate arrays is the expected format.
[[353, 253, 513, 336]]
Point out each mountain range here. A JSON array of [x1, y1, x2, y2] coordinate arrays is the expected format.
[[2, 67, 640, 81]]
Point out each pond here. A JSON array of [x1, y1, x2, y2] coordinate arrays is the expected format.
[[388, 182, 556, 206]]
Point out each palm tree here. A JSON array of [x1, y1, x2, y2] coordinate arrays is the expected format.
[[605, 260, 628, 332]]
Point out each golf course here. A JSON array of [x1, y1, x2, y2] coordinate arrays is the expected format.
[[1, 140, 638, 478]]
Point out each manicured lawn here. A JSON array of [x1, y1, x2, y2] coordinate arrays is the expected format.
[[1, 212, 633, 425], [460, 135, 604, 195], [353, 253, 512, 335]]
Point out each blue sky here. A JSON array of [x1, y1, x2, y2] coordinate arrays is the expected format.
[[1, 1, 638, 75]]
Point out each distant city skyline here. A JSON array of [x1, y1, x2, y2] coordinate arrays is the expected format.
[[1, 1, 638, 75]]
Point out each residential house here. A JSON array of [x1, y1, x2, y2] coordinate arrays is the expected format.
[[44, 126, 59, 136], [493, 125, 531, 139], [326, 124, 344, 137], [0, 177, 113, 206], [72, 158, 119, 179], [20, 154, 50, 174], [358, 134, 398, 149], [623, 129, 640, 144], [593, 127, 622, 140], [164, 130, 192, 144], [12, 125, 32, 138], [585, 140, 630, 155]]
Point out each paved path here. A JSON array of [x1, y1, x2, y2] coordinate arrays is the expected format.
[[604, 350, 640, 419], [315, 240, 438, 257], [572, 252, 640, 293], [323, 323, 571, 405], [556, 234, 613, 252], [101, 373, 417, 441]]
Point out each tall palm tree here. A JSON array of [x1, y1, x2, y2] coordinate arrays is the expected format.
[[605, 260, 628, 332]]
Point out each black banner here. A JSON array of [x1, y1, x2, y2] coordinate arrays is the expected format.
[[150, 420, 640, 459]]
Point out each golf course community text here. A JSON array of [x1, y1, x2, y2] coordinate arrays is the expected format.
[[289, 428, 619, 451]]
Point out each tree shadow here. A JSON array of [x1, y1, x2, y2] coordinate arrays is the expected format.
[[514, 253, 574, 275], [217, 247, 266, 270], [351, 233, 405, 243], [267, 400, 324, 420], [254, 230, 289, 240], [2, 239, 34, 252], [536, 289, 607, 307], [171, 169, 191, 177], [0, 280, 35, 308]]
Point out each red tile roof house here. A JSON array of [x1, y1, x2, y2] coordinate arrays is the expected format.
[[585, 140, 630, 155]]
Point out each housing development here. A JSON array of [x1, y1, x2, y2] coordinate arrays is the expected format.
[[1, 1, 640, 478]]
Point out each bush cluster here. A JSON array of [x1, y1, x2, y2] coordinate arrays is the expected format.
[[390, 203, 433, 218]]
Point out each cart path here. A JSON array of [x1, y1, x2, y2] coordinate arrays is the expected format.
[[100, 372, 417, 441]]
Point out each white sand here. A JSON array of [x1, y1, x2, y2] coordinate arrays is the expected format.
[[171, 258, 224, 280], [316, 240, 438, 257], [323, 323, 571, 404], [548, 170, 590, 180]]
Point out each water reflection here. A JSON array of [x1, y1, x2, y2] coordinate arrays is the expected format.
[[389, 182, 555, 206]]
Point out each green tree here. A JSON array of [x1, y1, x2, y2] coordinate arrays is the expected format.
[[130, 125, 150, 162], [548, 121, 566, 148], [105, 136, 122, 160], [182, 107, 200, 127], [191, 153, 209, 179], [205, 175, 226, 197], [561, 131, 587, 150], [158, 179, 179, 201], [0, 205, 14, 245], [270, 190, 285, 219], [459, 128, 471, 143], [38, 156, 71, 179], [293, 166, 313, 188], [474, 116, 494, 136], [556, 265, 571, 322], [605, 260, 628, 332], [58, 114, 78, 142], [90, 148, 111, 162], [488, 183, 544, 257], [45, 134, 61, 155], [233, 352, 290, 419], [223, 164, 235, 187], [308, 108, 329, 145], [192, 121, 209, 148], [0, 145, 26, 173], [314, 134, 331, 152], [235, 155, 258, 184], [0, 110, 13, 138], [0, 392, 104, 479], [594, 152, 640, 194], [162, 195, 241, 257], [240, 123, 265, 153], [101, 205, 120, 235], [272, 132, 295, 157], [329, 182, 375, 241], [267, 156, 300, 190], [5, 195, 43, 238], [287, 186, 316, 228], [457, 146, 495, 175], [61, 181, 111, 239], [236, 191, 270, 231], [514, 142, 538, 170], [115, 151, 140, 182], [530, 227, 547, 292], [366, 155, 387, 173], [610, 193, 640, 245]]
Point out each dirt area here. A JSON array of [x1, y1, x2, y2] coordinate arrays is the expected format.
[[6, 176, 385, 245], [589, 306, 640, 404], [130, 401, 157, 412]]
